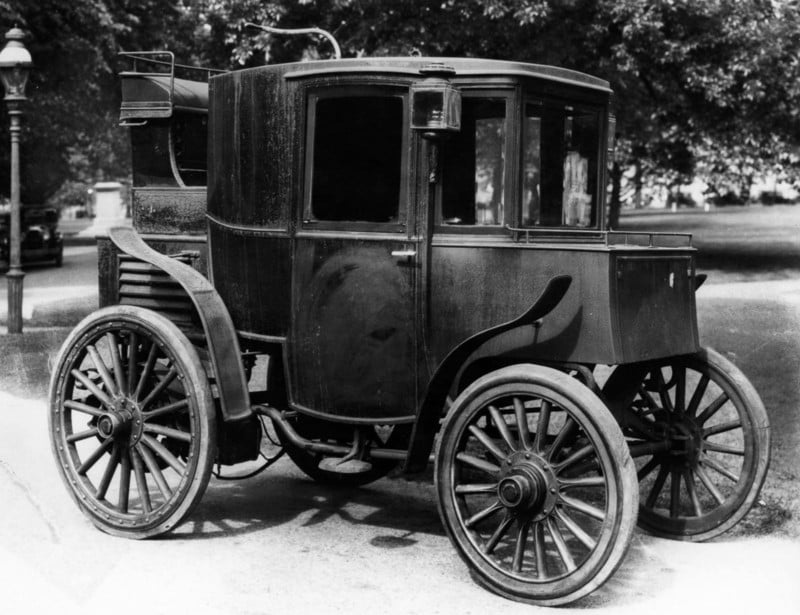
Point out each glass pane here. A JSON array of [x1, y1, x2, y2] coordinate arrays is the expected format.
[[442, 98, 506, 226], [526, 103, 599, 228], [522, 112, 541, 225], [310, 96, 402, 223]]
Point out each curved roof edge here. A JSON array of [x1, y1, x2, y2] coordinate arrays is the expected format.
[[219, 56, 611, 93]]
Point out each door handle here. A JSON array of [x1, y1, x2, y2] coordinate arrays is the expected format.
[[391, 249, 417, 258]]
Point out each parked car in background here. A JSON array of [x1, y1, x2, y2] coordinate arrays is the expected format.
[[0, 205, 64, 268]]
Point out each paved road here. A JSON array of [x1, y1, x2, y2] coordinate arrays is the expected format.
[[1, 231, 799, 613], [0, 246, 98, 327]]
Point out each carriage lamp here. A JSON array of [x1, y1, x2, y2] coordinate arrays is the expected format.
[[412, 64, 461, 136], [0, 26, 32, 334]]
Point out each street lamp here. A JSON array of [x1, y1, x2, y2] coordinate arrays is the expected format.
[[0, 27, 32, 334]]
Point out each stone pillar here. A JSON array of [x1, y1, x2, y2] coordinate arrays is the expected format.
[[78, 181, 130, 237]]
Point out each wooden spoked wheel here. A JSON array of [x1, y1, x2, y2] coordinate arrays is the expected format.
[[603, 347, 770, 541], [435, 365, 638, 606], [49, 306, 216, 538]]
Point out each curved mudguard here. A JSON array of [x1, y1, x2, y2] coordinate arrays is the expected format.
[[404, 275, 572, 472], [107, 227, 251, 422]]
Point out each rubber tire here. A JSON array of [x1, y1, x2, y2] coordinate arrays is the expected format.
[[435, 364, 638, 606], [604, 347, 770, 541], [49, 305, 216, 538]]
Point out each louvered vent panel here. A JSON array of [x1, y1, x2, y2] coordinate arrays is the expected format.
[[118, 254, 204, 343]]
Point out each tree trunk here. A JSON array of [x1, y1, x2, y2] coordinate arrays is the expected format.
[[633, 160, 643, 209]]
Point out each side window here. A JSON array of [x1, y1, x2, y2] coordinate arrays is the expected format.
[[525, 101, 600, 228], [307, 94, 404, 224], [441, 97, 508, 226]]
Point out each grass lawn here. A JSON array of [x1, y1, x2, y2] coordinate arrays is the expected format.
[[618, 204, 800, 284]]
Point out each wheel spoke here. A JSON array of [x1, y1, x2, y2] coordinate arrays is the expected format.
[[645, 464, 670, 509], [130, 448, 152, 513], [484, 512, 514, 554], [674, 366, 686, 415], [468, 424, 507, 462], [142, 398, 189, 421], [554, 444, 594, 472], [133, 342, 159, 402], [695, 464, 725, 505], [669, 469, 681, 518], [629, 440, 671, 458], [87, 345, 118, 397], [456, 452, 501, 476], [637, 456, 660, 481], [143, 423, 192, 443], [703, 441, 745, 456], [71, 369, 114, 410], [554, 506, 597, 550], [560, 494, 605, 521], [559, 475, 606, 490], [547, 416, 578, 462], [488, 405, 516, 452], [686, 373, 710, 418], [95, 445, 120, 501], [64, 400, 105, 417], [684, 469, 703, 517], [696, 392, 728, 425], [66, 427, 100, 443], [700, 455, 740, 483], [140, 366, 179, 412], [77, 439, 113, 475], [455, 483, 498, 495], [654, 369, 675, 415], [533, 521, 547, 579], [137, 443, 172, 500], [106, 332, 127, 396], [513, 397, 532, 451], [126, 331, 139, 396], [546, 517, 576, 573], [512, 520, 530, 572], [703, 420, 742, 437], [118, 449, 132, 513], [464, 500, 503, 528], [534, 400, 551, 453], [141, 434, 187, 475]]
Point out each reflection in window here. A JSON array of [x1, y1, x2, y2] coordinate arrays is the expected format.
[[442, 98, 506, 226], [525, 103, 599, 228], [309, 95, 403, 223]]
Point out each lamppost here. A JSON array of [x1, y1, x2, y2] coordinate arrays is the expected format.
[[0, 27, 32, 334]]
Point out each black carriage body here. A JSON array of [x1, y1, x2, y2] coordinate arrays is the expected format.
[[204, 57, 699, 425], [101, 54, 701, 444], [53, 51, 768, 601]]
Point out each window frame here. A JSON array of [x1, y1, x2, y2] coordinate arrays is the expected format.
[[516, 93, 605, 231], [301, 84, 410, 233], [434, 87, 518, 235]]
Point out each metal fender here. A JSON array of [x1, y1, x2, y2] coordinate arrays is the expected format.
[[404, 275, 572, 472], [107, 226, 251, 422]]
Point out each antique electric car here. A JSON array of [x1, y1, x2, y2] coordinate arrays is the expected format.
[[48, 50, 770, 606]]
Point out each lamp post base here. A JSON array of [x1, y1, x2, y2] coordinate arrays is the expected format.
[[6, 267, 24, 333]]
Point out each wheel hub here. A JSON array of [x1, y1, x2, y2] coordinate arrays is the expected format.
[[97, 398, 144, 445], [498, 451, 558, 520], [666, 418, 702, 466]]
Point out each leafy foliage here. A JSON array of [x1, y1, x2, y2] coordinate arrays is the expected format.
[[0, 0, 798, 207]]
